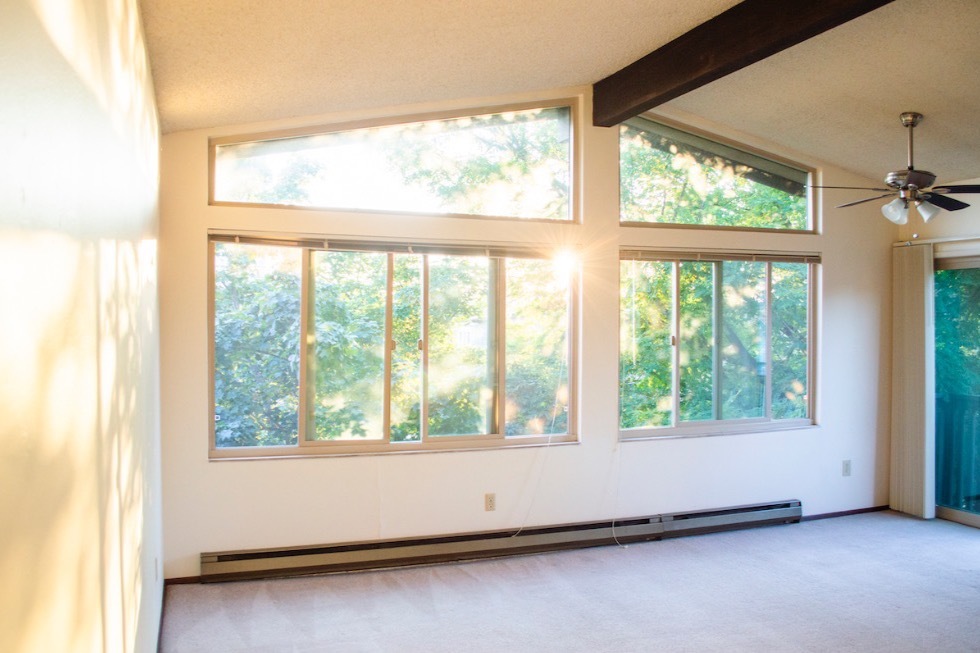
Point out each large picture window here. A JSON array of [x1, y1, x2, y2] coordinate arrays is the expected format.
[[620, 117, 810, 230], [212, 104, 573, 221], [211, 236, 575, 456], [619, 250, 816, 437]]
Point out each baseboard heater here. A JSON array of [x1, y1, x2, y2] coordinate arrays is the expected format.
[[200, 500, 801, 582]]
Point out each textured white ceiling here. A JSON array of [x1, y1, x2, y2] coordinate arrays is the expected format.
[[668, 0, 980, 186], [141, 0, 980, 183], [141, 0, 738, 132]]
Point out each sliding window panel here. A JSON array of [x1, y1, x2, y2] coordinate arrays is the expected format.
[[934, 266, 980, 515], [213, 242, 302, 447], [770, 263, 810, 419], [505, 258, 571, 435], [619, 259, 674, 429], [309, 250, 388, 441], [719, 260, 767, 419], [426, 255, 495, 436], [678, 261, 715, 422], [390, 254, 424, 442]]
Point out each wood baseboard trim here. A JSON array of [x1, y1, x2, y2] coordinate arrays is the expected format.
[[165, 575, 203, 586]]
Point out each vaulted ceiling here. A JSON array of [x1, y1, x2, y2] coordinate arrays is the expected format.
[[141, 0, 980, 184]]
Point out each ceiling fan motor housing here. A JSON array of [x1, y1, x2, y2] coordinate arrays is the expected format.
[[885, 169, 937, 193]]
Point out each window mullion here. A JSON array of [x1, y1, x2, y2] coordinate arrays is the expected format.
[[298, 248, 314, 444]]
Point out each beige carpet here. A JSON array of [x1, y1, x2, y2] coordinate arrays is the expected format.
[[160, 511, 980, 652]]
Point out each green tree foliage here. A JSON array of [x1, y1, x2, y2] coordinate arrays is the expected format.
[[214, 111, 812, 444], [389, 255, 423, 442], [214, 243, 570, 445], [213, 243, 301, 446], [426, 255, 493, 436], [214, 107, 571, 220], [935, 268, 980, 397], [770, 264, 809, 419], [678, 262, 716, 421], [934, 267, 980, 511], [620, 123, 807, 229], [505, 258, 570, 435], [620, 259, 809, 430], [392, 107, 570, 219], [620, 260, 673, 428], [311, 251, 388, 440]]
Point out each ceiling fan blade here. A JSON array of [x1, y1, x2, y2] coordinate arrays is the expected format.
[[921, 193, 970, 211], [812, 185, 891, 191], [836, 193, 894, 209], [931, 184, 980, 194]]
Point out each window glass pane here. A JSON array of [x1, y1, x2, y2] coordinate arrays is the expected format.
[[934, 267, 980, 513], [310, 251, 387, 440], [771, 263, 810, 419], [213, 242, 301, 447], [720, 261, 767, 419], [505, 258, 570, 435], [427, 255, 494, 436], [620, 260, 673, 429], [215, 106, 571, 220], [619, 254, 813, 433], [678, 261, 715, 422], [390, 254, 423, 442], [620, 118, 808, 229]]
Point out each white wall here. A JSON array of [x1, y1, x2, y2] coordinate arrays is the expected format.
[[0, 1, 162, 651], [159, 89, 895, 579]]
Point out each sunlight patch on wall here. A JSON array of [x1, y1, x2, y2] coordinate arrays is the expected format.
[[0, 231, 103, 653], [30, 0, 159, 178]]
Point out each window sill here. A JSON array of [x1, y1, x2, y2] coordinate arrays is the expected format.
[[619, 420, 815, 442], [209, 433, 578, 460], [619, 220, 816, 235]]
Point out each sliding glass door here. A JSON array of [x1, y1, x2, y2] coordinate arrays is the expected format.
[[934, 263, 980, 522]]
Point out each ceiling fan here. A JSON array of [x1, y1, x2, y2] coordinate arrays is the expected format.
[[815, 112, 980, 225]]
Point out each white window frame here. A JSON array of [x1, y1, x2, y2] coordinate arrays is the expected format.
[[618, 248, 819, 440], [209, 233, 579, 459]]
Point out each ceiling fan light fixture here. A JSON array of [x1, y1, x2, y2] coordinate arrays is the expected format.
[[881, 198, 909, 225], [915, 200, 941, 223]]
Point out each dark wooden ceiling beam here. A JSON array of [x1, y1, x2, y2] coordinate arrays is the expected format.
[[592, 0, 895, 127]]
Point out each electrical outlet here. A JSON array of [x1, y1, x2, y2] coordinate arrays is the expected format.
[[484, 493, 496, 511], [842, 460, 852, 477]]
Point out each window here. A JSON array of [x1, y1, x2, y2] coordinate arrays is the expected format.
[[620, 117, 810, 230], [212, 104, 573, 221], [619, 251, 816, 437], [933, 258, 980, 516], [211, 236, 575, 456]]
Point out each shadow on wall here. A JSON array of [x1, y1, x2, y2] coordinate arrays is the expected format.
[[0, 233, 158, 653], [1, 0, 161, 649]]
